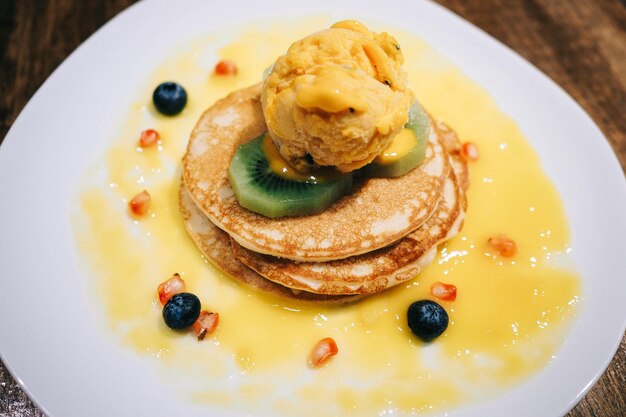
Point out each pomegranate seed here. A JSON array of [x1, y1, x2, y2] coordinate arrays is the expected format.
[[128, 190, 151, 216], [488, 235, 518, 257], [309, 337, 338, 368], [460, 142, 479, 161], [139, 129, 160, 148], [214, 59, 237, 76], [193, 311, 220, 340], [430, 282, 457, 301], [157, 273, 186, 305]]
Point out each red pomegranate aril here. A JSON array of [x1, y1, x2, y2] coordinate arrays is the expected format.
[[128, 190, 151, 216], [460, 142, 479, 161], [214, 59, 237, 75], [309, 337, 338, 368], [157, 273, 186, 305], [488, 235, 518, 257], [193, 311, 220, 340], [430, 282, 457, 301], [139, 129, 160, 148]]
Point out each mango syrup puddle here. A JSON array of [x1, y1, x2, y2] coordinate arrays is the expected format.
[[74, 18, 581, 416]]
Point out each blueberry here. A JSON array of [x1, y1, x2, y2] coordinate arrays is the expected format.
[[407, 300, 449, 342], [152, 82, 187, 116], [162, 292, 201, 329]]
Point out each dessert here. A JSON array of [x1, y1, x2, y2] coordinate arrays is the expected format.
[[76, 16, 582, 416], [181, 21, 468, 299]]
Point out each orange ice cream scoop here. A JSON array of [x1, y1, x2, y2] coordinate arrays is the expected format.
[[261, 20, 413, 172]]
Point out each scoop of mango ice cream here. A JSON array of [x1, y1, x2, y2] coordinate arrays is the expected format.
[[261, 20, 413, 172]]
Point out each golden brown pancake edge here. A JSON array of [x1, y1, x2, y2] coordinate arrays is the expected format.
[[182, 84, 450, 262]]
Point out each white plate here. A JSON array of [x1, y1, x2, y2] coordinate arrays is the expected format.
[[1, 1, 625, 416]]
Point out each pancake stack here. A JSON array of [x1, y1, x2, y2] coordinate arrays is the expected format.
[[181, 84, 468, 304]]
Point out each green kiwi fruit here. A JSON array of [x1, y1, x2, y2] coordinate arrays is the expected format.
[[228, 135, 353, 218], [362, 100, 429, 178]]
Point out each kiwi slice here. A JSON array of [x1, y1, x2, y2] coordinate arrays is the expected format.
[[228, 134, 353, 218], [406, 100, 430, 146], [362, 101, 430, 178]]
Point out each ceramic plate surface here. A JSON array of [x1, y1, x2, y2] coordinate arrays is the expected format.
[[1, 1, 625, 416]]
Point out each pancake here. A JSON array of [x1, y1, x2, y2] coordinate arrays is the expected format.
[[436, 119, 470, 197], [229, 122, 468, 295], [231, 168, 463, 295], [179, 182, 361, 304], [182, 84, 450, 262]]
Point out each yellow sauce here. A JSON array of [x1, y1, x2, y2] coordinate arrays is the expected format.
[[262, 133, 345, 183], [74, 17, 581, 417], [262, 133, 312, 181], [295, 67, 367, 113], [374, 127, 417, 164]]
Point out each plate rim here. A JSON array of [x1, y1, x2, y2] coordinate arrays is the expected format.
[[1, 1, 625, 416]]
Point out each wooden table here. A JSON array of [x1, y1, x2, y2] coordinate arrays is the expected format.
[[1, 1, 624, 416]]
